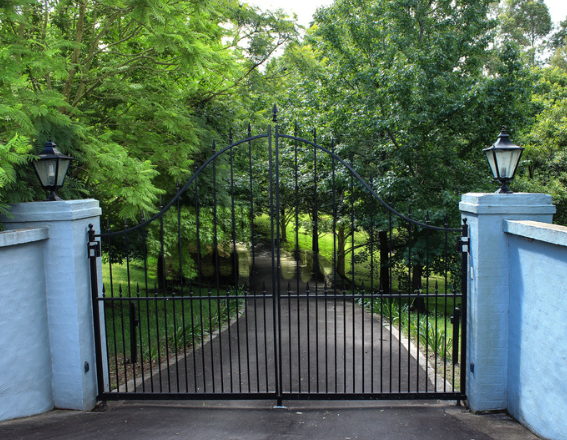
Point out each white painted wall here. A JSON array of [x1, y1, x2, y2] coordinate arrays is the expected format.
[[505, 220, 567, 440], [0, 200, 102, 416], [459, 193, 555, 412], [0, 228, 53, 421]]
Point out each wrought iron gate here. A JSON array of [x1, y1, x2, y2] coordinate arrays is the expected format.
[[89, 109, 468, 404]]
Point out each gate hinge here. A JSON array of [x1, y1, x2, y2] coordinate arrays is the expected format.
[[458, 236, 469, 254], [88, 240, 101, 258]]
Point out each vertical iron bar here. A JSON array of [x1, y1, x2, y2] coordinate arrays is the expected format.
[[444, 216, 449, 391], [452, 308, 461, 366], [141, 214, 154, 392], [129, 301, 138, 366], [379, 281, 384, 393], [244, 282, 252, 393], [194, 170, 207, 393], [177, 180, 189, 392], [324, 281, 329, 393], [124, 223, 136, 390], [350, 153, 355, 393], [125, 221, 132, 299], [460, 219, 469, 396], [171, 287, 180, 392], [88, 225, 105, 398], [248, 124, 261, 393], [118, 285, 128, 391], [188, 283, 197, 393], [361, 281, 365, 393], [407, 207, 412, 393], [294, 122, 301, 394], [369, 177, 375, 393], [268, 122, 280, 402], [158, 204, 172, 393], [154, 287, 162, 392], [451, 282, 458, 389], [313, 129, 320, 393], [229, 137, 237, 393], [331, 140, 338, 393], [275, 119, 283, 400], [306, 281, 311, 393], [343, 280, 347, 393], [287, 281, 292, 392], [212, 141, 223, 393], [388, 196, 394, 394], [426, 213, 431, 393], [435, 281, 440, 391], [262, 281, 269, 392], [111, 269, 120, 394], [135, 285, 144, 393], [102, 285, 111, 392], [207, 283, 215, 392]]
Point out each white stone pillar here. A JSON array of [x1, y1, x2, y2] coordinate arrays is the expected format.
[[1, 200, 102, 411], [459, 193, 555, 412]]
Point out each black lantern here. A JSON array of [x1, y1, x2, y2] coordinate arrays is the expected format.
[[32, 139, 73, 201], [483, 127, 524, 194]]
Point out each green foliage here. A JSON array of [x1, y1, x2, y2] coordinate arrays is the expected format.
[[515, 66, 567, 224], [262, 0, 535, 280], [498, 0, 552, 65], [499, 0, 552, 47], [104, 285, 244, 369], [274, 0, 532, 218], [146, 204, 251, 281], [550, 39, 567, 71], [0, 0, 300, 225], [365, 298, 455, 361], [550, 18, 567, 50], [0, 134, 34, 218]]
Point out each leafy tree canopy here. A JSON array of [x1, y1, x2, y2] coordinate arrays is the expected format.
[[498, 0, 552, 64], [549, 18, 567, 50], [0, 0, 299, 220], [515, 66, 567, 224], [277, 0, 532, 221]]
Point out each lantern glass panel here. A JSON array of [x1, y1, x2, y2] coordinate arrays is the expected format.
[[33, 158, 59, 188], [485, 150, 498, 178], [495, 149, 523, 179], [56, 159, 71, 186]]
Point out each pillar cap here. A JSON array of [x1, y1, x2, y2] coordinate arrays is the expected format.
[[460, 193, 555, 216], [0, 200, 101, 223]]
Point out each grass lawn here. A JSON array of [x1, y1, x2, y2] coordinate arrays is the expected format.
[[253, 214, 461, 314], [101, 259, 244, 388]]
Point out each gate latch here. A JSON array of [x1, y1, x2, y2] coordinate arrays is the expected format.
[[458, 236, 469, 254], [88, 240, 101, 258]]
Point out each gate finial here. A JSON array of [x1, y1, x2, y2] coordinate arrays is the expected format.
[[272, 105, 278, 123]]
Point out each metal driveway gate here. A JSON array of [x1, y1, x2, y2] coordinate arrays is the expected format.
[[89, 109, 468, 404]]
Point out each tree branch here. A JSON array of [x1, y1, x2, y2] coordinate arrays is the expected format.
[[63, 0, 87, 102]]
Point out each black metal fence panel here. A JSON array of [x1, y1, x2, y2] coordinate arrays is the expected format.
[[89, 111, 467, 404]]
